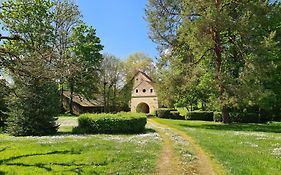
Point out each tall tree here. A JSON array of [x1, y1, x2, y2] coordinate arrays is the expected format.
[[66, 24, 103, 114], [125, 52, 156, 80], [0, 79, 10, 129], [0, 0, 61, 135], [146, 0, 281, 122], [99, 54, 124, 112], [52, 0, 82, 110]]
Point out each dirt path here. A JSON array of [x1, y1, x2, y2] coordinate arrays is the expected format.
[[150, 121, 183, 175], [148, 119, 225, 175]]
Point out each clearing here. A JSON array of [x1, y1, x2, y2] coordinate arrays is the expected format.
[[1, 116, 280, 175]]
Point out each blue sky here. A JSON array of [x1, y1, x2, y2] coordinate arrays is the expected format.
[[75, 0, 158, 59]]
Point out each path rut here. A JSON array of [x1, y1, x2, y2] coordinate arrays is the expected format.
[[148, 119, 224, 175]]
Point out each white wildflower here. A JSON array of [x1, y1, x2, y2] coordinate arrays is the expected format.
[[240, 141, 258, 147], [272, 147, 281, 156]]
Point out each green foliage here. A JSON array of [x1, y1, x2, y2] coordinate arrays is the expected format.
[[6, 79, 60, 136], [67, 23, 103, 95], [213, 112, 223, 122], [155, 108, 184, 120], [1, 0, 64, 136], [186, 111, 214, 121], [169, 111, 183, 120], [99, 54, 126, 112], [125, 52, 156, 81], [0, 80, 10, 128], [73, 112, 147, 134], [228, 112, 260, 123], [146, 0, 281, 123], [1, 0, 56, 78]]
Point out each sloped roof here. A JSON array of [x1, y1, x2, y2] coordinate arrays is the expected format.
[[133, 80, 154, 90], [63, 91, 103, 107], [132, 71, 154, 82], [132, 71, 155, 90]]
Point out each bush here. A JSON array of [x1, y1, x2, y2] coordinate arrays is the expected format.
[[155, 108, 173, 118], [0, 80, 10, 128], [229, 112, 260, 123], [213, 112, 223, 122], [6, 80, 60, 136], [170, 111, 185, 120], [155, 108, 184, 120], [186, 111, 214, 121], [73, 112, 147, 134]]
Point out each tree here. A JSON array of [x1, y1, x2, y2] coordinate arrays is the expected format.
[[66, 24, 103, 114], [125, 52, 156, 81], [99, 54, 124, 112], [0, 79, 10, 128], [0, 0, 62, 135], [6, 78, 60, 136], [146, 0, 281, 122], [52, 0, 82, 110]]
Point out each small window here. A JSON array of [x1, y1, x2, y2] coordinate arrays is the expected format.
[[136, 78, 138, 81], [136, 89, 138, 93], [150, 89, 153, 93], [142, 89, 146, 93]]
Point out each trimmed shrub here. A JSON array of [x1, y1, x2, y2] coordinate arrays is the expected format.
[[170, 111, 185, 120], [155, 108, 173, 118], [73, 112, 147, 134], [155, 108, 184, 120], [213, 112, 223, 122], [186, 111, 214, 121], [229, 112, 260, 123]]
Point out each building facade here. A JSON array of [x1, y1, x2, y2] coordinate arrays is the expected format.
[[130, 71, 158, 113]]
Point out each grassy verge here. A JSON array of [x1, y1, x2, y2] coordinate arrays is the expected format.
[[153, 118, 281, 175], [56, 116, 78, 133], [0, 117, 162, 175]]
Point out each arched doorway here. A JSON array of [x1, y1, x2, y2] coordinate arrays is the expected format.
[[136, 102, 150, 113]]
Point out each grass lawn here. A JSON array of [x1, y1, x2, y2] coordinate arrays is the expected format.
[[0, 117, 162, 175], [153, 118, 281, 175]]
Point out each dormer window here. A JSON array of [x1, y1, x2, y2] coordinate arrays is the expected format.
[[136, 89, 139, 93], [143, 89, 146, 93], [150, 89, 153, 93]]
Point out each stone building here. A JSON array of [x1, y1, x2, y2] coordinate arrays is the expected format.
[[130, 71, 158, 113]]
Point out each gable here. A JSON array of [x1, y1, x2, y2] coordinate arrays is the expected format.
[[132, 80, 156, 97], [133, 71, 152, 87]]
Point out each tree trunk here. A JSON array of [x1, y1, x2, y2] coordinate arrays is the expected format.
[[222, 105, 230, 123], [113, 85, 117, 112], [60, 83, 64, 112], [69, 79, 74, 114], [103, 82, 107, 112], [212, 1, 230, 123]]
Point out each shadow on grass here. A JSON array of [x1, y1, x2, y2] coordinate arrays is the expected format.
[[55, 127, 156, 137], [144, 128, 157, 134], [56, 131, 74, 135], [0, 147, 8, 153], [179, 122, 281, 133], [0, 149, 106, 174]]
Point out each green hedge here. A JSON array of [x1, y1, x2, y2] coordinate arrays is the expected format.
[[186, 111, 214, 121], [155, 108, 184, 120], [73, 112, 147, 134], [229, 112, 260, 123], [213, 112, 223, 122]]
